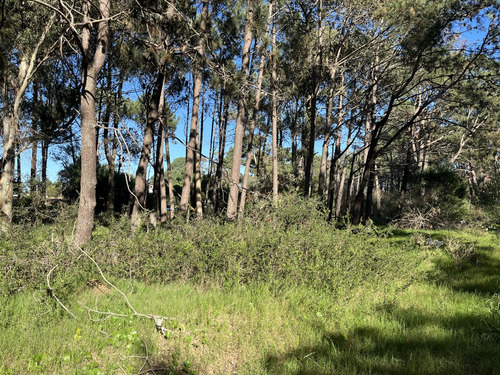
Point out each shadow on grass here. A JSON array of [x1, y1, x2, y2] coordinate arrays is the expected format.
[[265, 241, 500, 375], [265, 304, 500, 375], [431, 246, 500, 295]]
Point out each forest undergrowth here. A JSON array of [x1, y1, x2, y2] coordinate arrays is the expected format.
[[1, 198, 499, 374]]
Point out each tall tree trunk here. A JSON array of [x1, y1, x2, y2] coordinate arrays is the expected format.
[[194, 114, 203, 216], [213, 95, 228, 214], [319, 88, 333, 197], [304, 0, 323, 196], [103, 68, 122, 213], [239, 3, 271, 216], [363, 164, 375, 226], [15, 145, 21, 189], [165, 131, 175, 220], [180, 0, 209, 213], [227, 0, 254, 219], [0, 114, 16, 219], [271, 0, 279, 207], [153, 79, 168, 222], [327, 92, 345, 220], [152, 78, 165, 217], [31, 135, 38, 194], [40, 141, 48, 197], [345, 151, 357, 217], [397, 145, 412, 216], [205, 90, 218, 211], [1, 15, 54, 221], [74, 0, 110, 245], [31, 83, 39, 194], [374, 164, 382, 214], [256, 115, 270, 180], [353, 47, 379, 226], [352, 144, 377, 225], [130, 69, 164, 228], [335, 151, 349, 219]]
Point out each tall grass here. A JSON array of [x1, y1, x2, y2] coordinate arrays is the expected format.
[[1, 197, 499, 374]]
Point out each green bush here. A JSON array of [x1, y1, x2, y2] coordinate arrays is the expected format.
[[0, 195, 424, 298]]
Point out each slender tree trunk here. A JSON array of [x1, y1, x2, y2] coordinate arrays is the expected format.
[[194, 116, 203, 216], [103, 69, 122, 213], [15, 145, 21, 188], [205, 90, 218, 211], [30, 84, 39, 194], [319, 88, 334, 197], [153, 77, 167, 220], [353, 46, 379, 226], [153, 79, 168, 223], [0, 114, 16, 219], [397, 145, 412, 216], [165, 131, 175, 220], [374, 164, 382, 213], [352, 144, 377, 225], [363, 164, 375, 226], [213, 96, 228, 214], [271, 0, 279, 207], [74, 0, 110, 245], [31, 135, 38, 194], [327, 92, 344, 220], [335, 151, 349, 219], [239, 4, 271, 216], [1, 16, 54, 221], [227, 0, 254, 219], [40, 141, 48, 197], [180, 0, 209, 213], [256, 115, 270, 180], [345, 151, 357, 217], [304, 0, 323, 196], [130, 69, 164, 228]]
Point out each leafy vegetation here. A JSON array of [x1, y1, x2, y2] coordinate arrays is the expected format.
[[1, 200, 499, 374]]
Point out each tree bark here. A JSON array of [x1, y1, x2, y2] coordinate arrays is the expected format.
[[271, 0, 279, 207], [227, 0, 254, 219], [130, 69, 164, 228], [239, 2, 271, 216], [153, 79, 167, 222], [1, 15, 54, 220], [213, 95, 228, 214], [396, 145, 412, 216], [319, 87, 333, 197], [41, 141, 48, 197], [74, 0, 110, 245], [180, 0, 209, 213], [103, 68, 122, 213], [304, 0, 323, 196], [165, 130, 175, 220]]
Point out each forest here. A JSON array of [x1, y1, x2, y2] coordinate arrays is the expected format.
[[1, 0, 500, 374]]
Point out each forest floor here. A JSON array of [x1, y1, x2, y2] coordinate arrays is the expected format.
[[1, 215, 499, 374]]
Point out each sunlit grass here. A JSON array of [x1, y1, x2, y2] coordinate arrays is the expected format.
[[1, 225, 499, 374]]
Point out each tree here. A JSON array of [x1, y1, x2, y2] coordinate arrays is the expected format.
[[1, 1, 57, 221], [180, 0, 209, 216], [227, 0, 255, 219], [74, 0, 111, 245]]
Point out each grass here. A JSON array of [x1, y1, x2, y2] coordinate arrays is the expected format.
[[1, 216, 499, 374]]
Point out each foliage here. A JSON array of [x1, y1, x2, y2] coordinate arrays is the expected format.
[[57, 160, 134, 213], [476, 173, 500, 224], [1, 216, 500, 374], [398, 167, 470, 228]]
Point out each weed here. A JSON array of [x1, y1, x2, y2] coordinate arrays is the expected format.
[[445, 237, 477, 269]]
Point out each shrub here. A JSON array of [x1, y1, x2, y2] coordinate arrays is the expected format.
[[0, 196, 424, 298], [397, 167, 469, 228]]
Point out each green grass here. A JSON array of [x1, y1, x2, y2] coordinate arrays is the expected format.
[[1, 216, 499, 374]]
